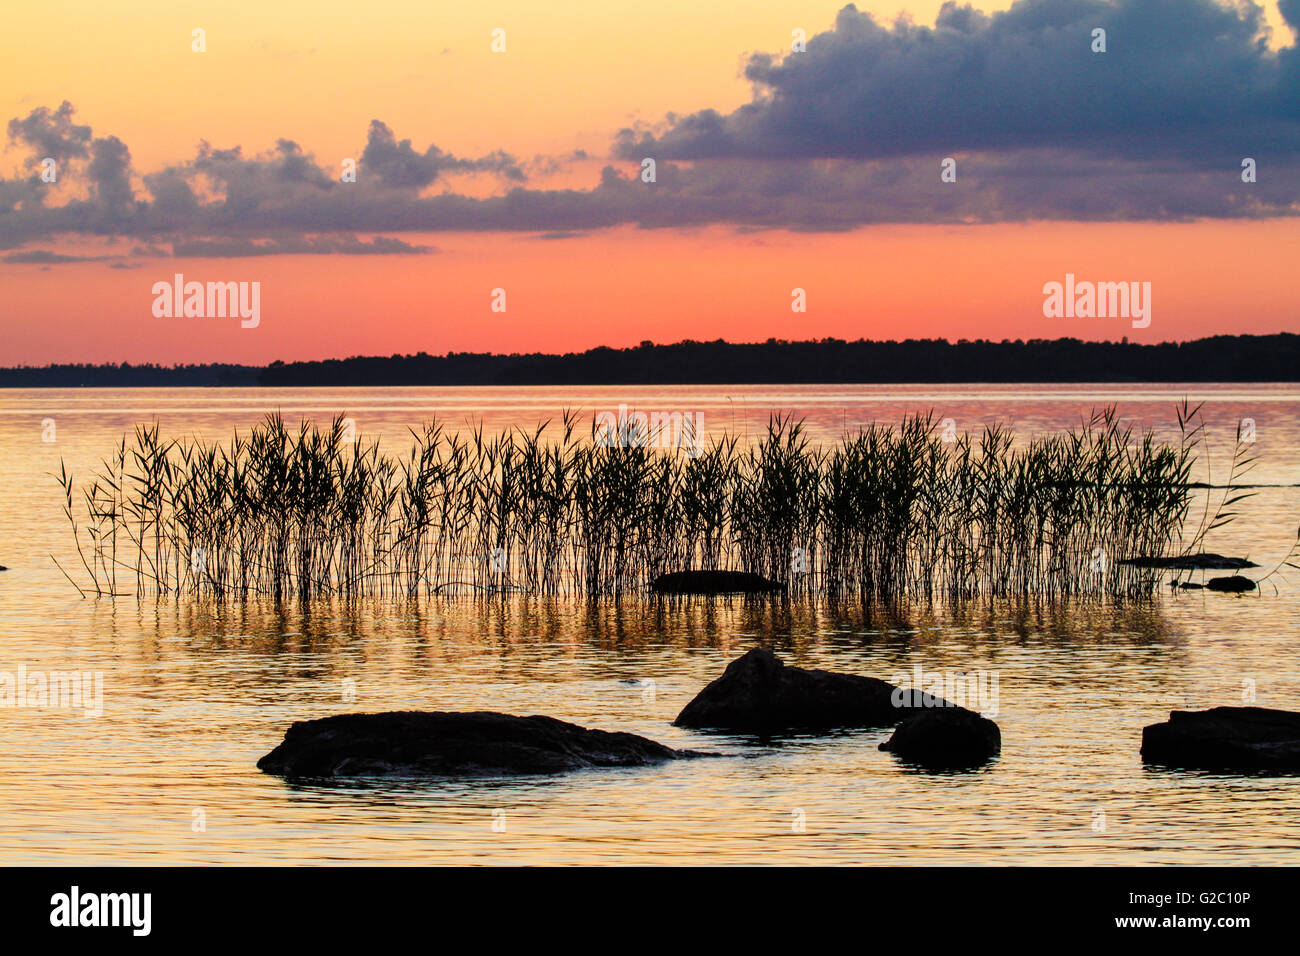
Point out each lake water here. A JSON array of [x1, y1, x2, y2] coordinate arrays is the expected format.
[[1, 383, 1298, 865]]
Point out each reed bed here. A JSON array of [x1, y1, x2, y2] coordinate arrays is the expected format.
[[56, 407, 1206, 602]]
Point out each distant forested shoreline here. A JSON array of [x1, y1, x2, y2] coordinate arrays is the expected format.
[[3, 334, 1298, 387]]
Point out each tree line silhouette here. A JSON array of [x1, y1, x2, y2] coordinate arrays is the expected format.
[[3, 334, 1297, 387]]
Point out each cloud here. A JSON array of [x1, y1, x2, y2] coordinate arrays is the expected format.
[[3, 249, 102, 263], [523, 149, 590, 178], [361, 120, 526, 188], [6, 101, 92, 167], [616, 0, 1300, 163], [88, 135, 133, 211], [170, 235, 432, 257], [1, 3, 1298, 253]]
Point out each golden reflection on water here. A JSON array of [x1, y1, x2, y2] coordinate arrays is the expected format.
[[2, 592, 1297, 865], [1, 386, 1298, 864]]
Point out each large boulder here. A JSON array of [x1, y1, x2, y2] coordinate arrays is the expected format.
[[257, 711, 709, 778], [674, 647, 954, 733], [651, 570, 784, 594], [879, 709, 1001, 770], [1141, 707, 1300, 771]]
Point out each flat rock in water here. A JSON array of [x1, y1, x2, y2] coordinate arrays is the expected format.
[[1119, 553, 1258, 570], [879, 709, 1001, 770], [652, 570, 784, 594], [1205, 575, 1256, 592], [674, 647, 954, 733], [257, 711, 709, 778], [1142, 707, 1300, 771]]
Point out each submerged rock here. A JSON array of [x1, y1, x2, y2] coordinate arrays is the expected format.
[[257, 711, 709, 778], [652, 570, 784, 594], [674, 647, 954, 733], [1205, 575, 1256, 593], [1120, 553, 1259, 570], [1141, 707, 1300, 772], [880, 709, 1001, 770]]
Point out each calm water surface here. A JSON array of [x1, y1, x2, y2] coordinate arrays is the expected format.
[[1, 384, 1298, 864]]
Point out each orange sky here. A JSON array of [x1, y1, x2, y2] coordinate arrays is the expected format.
[[3, 219, 1295, 365], [2, 1, 1297, 365]]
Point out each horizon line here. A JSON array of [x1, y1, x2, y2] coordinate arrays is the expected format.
[[5, 331, 1298, 373]]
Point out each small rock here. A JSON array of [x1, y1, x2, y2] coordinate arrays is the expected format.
[[1142, 707, 1300, 771], [879, 708, 1001, 770], [652, 570, 784, 594], [1205, 575, 1256, 593], [1120, 553, 1258, 570], [257, 711, 711, 778]]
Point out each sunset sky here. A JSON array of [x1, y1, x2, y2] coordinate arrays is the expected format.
[[2, 0, 1298, 365]]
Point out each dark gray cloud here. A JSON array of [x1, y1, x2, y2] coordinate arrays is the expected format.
[[170, 235, 432, 257], [5, 102, 137, 222], [2, 135, 1295, 257], [522, 149, 590, 178], [3, 249, 102, 263], [1, 1, 1298, 260], [617, 0, 1300, 163], [361, 120, 526, 188], [87, 135, 133, 211], [6, 101, 92, 167]]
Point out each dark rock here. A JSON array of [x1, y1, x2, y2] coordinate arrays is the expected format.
[[880, 709, 1001, 770], [0, 565, 7, 571], [652, 570, 784, 594], [674, 647, 953, 733], [1205, 575, 1256, 592], [1177, 581, 1204, 590], [1120, 553, 1258, 570], [1141, 707, 1300, 771], [257, 711, 709, 778]]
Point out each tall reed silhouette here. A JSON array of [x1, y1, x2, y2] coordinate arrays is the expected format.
[[55, 406, 1213, 601]]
